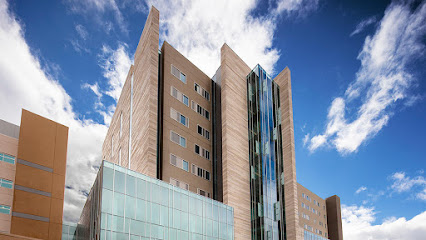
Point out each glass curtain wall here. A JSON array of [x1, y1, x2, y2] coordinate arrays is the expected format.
[[247, 65, 286, 240], [72, 161, 234, 240]]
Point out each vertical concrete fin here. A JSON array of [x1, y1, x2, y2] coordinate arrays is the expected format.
[[274, 67, 303, 240], [326, 195, 344, 240], [220, 43, 251, 240]]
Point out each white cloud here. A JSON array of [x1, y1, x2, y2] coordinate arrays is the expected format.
[[390, 171, 426, 200], [308, 1, 426, 154], [82, 82, 102, 98], [355, 186, 367, 194], [350, 16, 377, 36], [0, 0, 108, 223], [98, 44, 132, 101], [303, 133, 310, 146], [342, 205, 426, 240], [147, 0, 318, 77], [75, 24, 88, 40]]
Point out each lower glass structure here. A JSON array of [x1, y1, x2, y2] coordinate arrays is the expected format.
[[304, 230, 329, 240], [68, 161, 234, 240], [247, 65, 286, 240]]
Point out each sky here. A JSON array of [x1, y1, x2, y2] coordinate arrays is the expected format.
[[0, 0, 425, 239]]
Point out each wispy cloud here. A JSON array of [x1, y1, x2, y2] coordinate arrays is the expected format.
[[355, 186, 367, 194], [350, 16, 377, 36], [342, 204, 426, 240], [307, 1, 426, 154], [147, 0, 319, 76], [390, 171, 426, 201]]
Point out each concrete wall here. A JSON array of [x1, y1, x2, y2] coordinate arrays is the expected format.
[[102, 6, 159, 178], [10, 110, 68, 240], [220, 43, 251, 240], [326, 195, 343, 240]]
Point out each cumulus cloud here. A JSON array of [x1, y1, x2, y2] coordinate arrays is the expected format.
[[0, 0, 109, 222], [350, 16, 377, 36], [342, 205, 426, 240], [147, 0, 318, 76], [355, 186, 367, 194], [390, 171, 426, 200], [307, 1, 426, 154]]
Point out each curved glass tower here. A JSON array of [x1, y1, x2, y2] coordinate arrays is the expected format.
[[247, 65, 286, 240]]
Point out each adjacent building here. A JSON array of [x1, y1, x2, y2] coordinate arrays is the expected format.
[[0, 109, 69, 240], [73, 6, 343, 240]]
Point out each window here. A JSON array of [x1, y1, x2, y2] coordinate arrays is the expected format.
[[191, 164, 210, 181], [197, 188, 211, 198], [0, 153, 15, 164], [197, 125, 210, 140], [0, 205, 10, 215], [118, 148, 122, 165], [120, 112, 123, 137], [194, 144, 210, 160], [191, 101, 210, 120], [0, 178, 13, 189], [171, 65, 186, 84], [170, 108, 189, 127], [194, 82, 210, 101], [170, 154, 189, 172], [170, 86, 189, 107], [170, 178, 189, 190], [170, 131, 186, 148]]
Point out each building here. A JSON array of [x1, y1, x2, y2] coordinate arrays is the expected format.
[[0, 109, 69, 240], [73, 6, 343, 240]]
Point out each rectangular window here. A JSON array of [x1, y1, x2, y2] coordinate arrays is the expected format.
[[170, 131, 186, 148], [194, 144, 210, 160], [194, 82, 210, 101], [120, 112, 123, 137], [0, 178, 13, 189], [191, 164, 210, 181], [170, 86, 189, 107], [170, 108, 189, 127], [197, 188, 211, 198], [171, 65, 186, 84], [170, 154, 189, 172], [0, 205, 10, 215], [197, 125, 210, 140], [170, 178, 189, 190], [191, 101, 210, 120], [0, 153, 15, 164]]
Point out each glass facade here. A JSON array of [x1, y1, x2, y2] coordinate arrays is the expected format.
[[247, 65, 286, 240], [70, 161, 234, 240], [62, 223, 77, 240], [304, 231, 329, 240]]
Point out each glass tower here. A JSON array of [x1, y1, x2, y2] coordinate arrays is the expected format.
[[247, 65, 286, 240]]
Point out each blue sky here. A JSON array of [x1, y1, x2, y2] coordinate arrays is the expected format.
[[0, 0, 425, 239]]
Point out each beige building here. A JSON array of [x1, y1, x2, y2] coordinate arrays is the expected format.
[[0, 109, 69, 240], [101, 6, 343, 240]]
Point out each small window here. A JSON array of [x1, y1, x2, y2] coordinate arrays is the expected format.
[[183, 96, 189, 106], [205, 171, 210, 180], [180, 137, 186, 147], [0, 153, 15, 164], [0, 205, 11, 215], [180, 73, 186, 83], [0, 178, 13, 189], [182, 160, 189, 172], [195, 145, 200, 154], [198, 126, 203, 135], [198, 168, 203, 177]]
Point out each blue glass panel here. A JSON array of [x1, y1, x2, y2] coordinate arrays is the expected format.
[[102, 189, 113, 214], [180, 115, 186, 126], [113, 192, 125, 216], [183, 96, 189, 106], [103, 166, 114, 190], [127, 175, 136, 197], [115, 170, 126, 194]]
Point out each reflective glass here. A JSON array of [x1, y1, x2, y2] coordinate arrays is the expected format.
[[125, 196, 136, 219], [137, 178, 147, 200], [102, 189, 113, 214], [127, 175, 136, 197], [113, 192, 125, 216], [103, 166, 114, 190], [115, 170, 126, 194]]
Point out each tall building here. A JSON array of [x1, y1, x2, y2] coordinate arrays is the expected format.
[[73, 6, 343, 240], [0, 109, 69, 240]]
